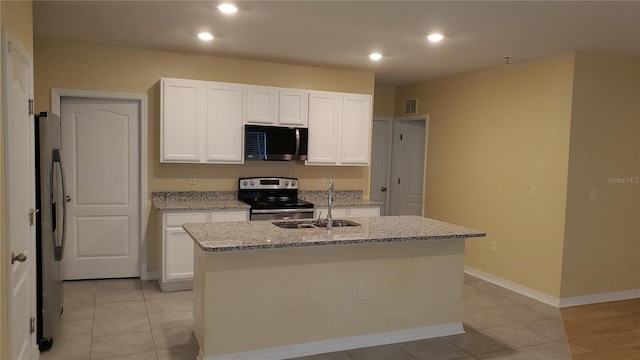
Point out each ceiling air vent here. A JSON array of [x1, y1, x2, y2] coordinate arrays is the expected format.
[[404, 98, 418, 115]]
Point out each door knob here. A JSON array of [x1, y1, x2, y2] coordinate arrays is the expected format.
[[66, 195, 72, 203], [11, 252, 27, 264], [380, 186, 387, 192]]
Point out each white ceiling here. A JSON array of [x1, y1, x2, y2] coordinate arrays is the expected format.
[[33, 1, 640, 85]]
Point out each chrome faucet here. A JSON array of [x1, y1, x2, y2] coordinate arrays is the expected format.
[[327, 178, 334, 231]]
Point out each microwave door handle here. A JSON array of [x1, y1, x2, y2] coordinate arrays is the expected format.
[[295, 128, 300, 156]]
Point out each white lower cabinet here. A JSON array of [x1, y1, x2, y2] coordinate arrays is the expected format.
[[159, 209, 249, 291], [313, 206, 380, 218]]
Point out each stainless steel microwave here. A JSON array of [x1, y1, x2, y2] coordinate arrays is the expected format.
[[244, 125, 308, 161]]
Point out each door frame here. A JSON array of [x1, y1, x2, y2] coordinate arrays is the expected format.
[[388, 114, 429, 216], [370, 116, 393, 215], [50, 89, 150, 279]]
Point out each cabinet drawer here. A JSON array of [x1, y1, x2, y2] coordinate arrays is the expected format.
[[165, 212, 210, 226], [211, 210, 249, 222]]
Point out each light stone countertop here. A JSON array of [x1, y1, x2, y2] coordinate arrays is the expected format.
[[152, 191, 250, 211], [183, 215, 486, 252], [152, 190, 381, 211]]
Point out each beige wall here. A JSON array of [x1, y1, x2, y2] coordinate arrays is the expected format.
[[1, 1, 32, 358], [560, 53, 640, 298], [373, 84, 396, 117], [395, 54, 576, 297], [34, 39, 375, 273]]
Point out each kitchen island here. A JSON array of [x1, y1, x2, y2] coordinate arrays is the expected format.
[[184, 216, 485, 360]]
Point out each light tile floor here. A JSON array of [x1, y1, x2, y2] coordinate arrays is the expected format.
[[40, 274, 571, 360]]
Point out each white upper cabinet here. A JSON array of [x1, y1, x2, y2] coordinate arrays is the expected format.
[[307, 91, 372, 166], [204, 82, 244, 163], [341, 93, 372, 165], [161, 78, 202, 162], [278, 89, 309, 127], [243, 86, 277, 125], [161, 78, 244, 164], [307, 91, 342, 164], [161, 77, 370, 165], [244, 86, 309, 127]]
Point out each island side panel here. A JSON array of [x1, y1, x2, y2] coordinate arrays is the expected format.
[[196, 239, 465, 357]]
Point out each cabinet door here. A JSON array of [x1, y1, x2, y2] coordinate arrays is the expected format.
[[307, 91, 342, 165], [163, 212, 210, 282], [341, 94, 372, 165], [204, 82, 244, 163], [161, 78, 202, 162], [244, 86, 277, 125], [164, 227, 196, 281], [279, 89, 309, 127]]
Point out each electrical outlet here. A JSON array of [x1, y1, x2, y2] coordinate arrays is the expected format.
[[588, 189, 597, 202], [189, 174, 197, 185], [490, 241, 497, 252], [357, 284, 367, 301]]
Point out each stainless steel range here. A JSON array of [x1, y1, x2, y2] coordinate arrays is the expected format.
[[238, 177, 315, 220]]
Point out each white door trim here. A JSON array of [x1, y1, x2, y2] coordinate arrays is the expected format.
[[391, 114, 429, 216], [50, 89, 151, 280]]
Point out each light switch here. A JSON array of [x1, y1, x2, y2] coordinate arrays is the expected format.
[[587, 189, 597, 202], [530, 185, 538, 198]]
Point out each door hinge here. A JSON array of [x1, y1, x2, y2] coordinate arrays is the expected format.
[[400, 134, 403, 140], [30, 317, 35, 334], [28, 99, 34, 115], [398, 178, 401, 184]]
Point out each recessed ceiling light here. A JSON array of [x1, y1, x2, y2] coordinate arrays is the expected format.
[[427, 33, 444, 43], [218, 3, 238, 14], [369, 52, 382, 61], [198, 32, 214, 41]]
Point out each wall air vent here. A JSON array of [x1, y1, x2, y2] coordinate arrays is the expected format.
[[404, 98, 418, 115]]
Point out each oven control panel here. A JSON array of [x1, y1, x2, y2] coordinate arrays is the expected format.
[[239, 177, 299, 190]]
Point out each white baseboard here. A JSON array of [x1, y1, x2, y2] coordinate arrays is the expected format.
[[464, 266, 640, 308], [140, 271, 158, 281], [559, 289, 640, 308], [464, 266, 561, 307], [202, 323, 463, 360]]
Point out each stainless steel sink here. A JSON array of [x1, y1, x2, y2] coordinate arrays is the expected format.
[[272, 219, 360, 229], [312, 219, 361, 228], [272, 221, 317, 229]]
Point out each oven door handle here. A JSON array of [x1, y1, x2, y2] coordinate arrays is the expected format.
[[252, 208, 315, 214]]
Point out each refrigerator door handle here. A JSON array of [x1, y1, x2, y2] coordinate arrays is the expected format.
[[52, 149, 66, 261]]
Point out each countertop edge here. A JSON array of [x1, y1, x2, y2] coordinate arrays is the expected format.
[[189, 232, 486, 252]]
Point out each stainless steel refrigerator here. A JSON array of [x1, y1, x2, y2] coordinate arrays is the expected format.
[[35, 112, 67, 352]]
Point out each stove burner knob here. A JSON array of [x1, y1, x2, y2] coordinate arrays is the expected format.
[[250, 180, 255, 186], [284, 181, 289, 187], [291, 180, 296, 187], [242, 180, 248, 186]]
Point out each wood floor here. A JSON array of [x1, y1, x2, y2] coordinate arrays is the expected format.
[[561, 298, 640, 360]]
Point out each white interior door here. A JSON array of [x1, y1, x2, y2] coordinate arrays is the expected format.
[[390, 119, 426, 216], [3, 30, 36, 359], [60, 97, 139, 279], [369, 119, 392, 215]]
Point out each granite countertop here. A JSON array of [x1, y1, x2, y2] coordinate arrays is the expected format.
[[152, 190, 381, 210], [152, 191, 249, 211], [298, 190, 382, 207], [183, 215, 486, 252]]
